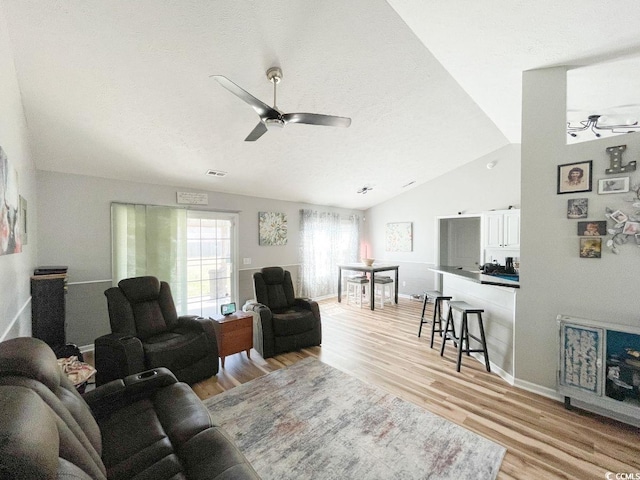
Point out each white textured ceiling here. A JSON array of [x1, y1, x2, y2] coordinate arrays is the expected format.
[[2, 1, 640, 209]]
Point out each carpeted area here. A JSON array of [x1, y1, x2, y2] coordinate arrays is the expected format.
[[205, 358, 505, 479]]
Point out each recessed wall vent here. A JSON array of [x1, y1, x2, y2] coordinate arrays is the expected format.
[[206, 169, 228, 177]]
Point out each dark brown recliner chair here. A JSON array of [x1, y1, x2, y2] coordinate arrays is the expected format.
[[0, 337, 259, 480], [247, 267, 321, 359], [95, 276, 219, 386]]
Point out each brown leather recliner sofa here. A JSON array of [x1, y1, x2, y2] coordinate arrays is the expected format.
[[0, 337, 259, 480]]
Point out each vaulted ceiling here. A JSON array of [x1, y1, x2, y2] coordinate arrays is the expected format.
[[2, 1, 640, 209]]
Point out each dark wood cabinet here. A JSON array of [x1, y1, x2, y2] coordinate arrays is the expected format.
[[31, 273, 67, 350]]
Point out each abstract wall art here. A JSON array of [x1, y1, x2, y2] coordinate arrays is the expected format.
[[0, 146, 22, 255], [385, 222, 412, 252]]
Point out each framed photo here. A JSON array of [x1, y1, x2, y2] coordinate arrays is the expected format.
[[580, 237, 602, 258], [577, 221, 606, 236], [567, 198, 588, 219], [598, 176, 629, 194], [557, 160, 592, 194], [622, 221, 640, 235], [609, 210, 628, 224]]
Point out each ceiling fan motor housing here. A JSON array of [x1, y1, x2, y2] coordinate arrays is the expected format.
[[265, 118, 285, 130]]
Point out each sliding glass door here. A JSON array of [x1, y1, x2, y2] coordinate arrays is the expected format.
[[111, 203, 238, 317], [186, 211, 237, 317]]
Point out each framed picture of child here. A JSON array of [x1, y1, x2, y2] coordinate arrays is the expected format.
[[577, 221, 606, 236]]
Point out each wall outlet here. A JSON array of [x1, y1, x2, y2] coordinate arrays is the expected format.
[[243, 258, 251, 265], [402, 281, 406, 287]]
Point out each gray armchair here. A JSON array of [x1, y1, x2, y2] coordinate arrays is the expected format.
[[247, 267, 322, 358], [94, 276, 219, 386]]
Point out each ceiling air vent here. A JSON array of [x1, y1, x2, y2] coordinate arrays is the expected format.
[[206, 169, 227, 177]]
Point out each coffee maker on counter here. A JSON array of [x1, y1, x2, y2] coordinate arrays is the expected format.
[[505, 257, 515, 274]]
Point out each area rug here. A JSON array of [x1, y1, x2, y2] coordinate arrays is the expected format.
[[204, 358, 505, 479]]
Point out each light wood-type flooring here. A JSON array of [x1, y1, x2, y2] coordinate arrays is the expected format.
[[192, 298, 640, 479]]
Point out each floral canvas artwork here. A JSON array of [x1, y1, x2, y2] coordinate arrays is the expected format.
[[385, 222, 412, 252], [259, 212, 287, 246]]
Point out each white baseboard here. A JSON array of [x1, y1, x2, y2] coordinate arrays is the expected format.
[[513, 378, 563, 401], [467, 352, 515, 385], [1, 297, 31, 342]]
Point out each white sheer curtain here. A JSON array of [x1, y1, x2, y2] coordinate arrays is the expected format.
[[111, 203, 188, 312], [298, 209, 360, 298]]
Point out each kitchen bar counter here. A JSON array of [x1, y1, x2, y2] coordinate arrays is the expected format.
[[430, 265, 519, 289], [429, 265, 517, 382]]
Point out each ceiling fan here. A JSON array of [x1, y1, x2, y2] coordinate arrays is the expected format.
[[567, 114, 640, 138], [212, 67, 351, 141]]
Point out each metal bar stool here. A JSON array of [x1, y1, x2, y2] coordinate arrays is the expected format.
[[439, 300, 491, 372], [418, 291, 453, 348], [346, 275, 370, 308]]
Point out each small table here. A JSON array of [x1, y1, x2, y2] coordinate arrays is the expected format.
[[337, 263, 400, 310], [211, 311, 253, 368]]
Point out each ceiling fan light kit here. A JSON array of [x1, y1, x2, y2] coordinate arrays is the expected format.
[[567, 114, 640, 139], [212, 66, 351, 141]]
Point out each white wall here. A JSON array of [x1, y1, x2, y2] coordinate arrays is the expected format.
[[36, 170, 362, 347], [0, 4, 37, 341], [518, 67, 640, 390], [364, 143, 521, 295]]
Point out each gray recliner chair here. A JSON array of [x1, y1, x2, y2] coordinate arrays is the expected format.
[[94, 276, 219, 386], [247, 267, 322, 358]]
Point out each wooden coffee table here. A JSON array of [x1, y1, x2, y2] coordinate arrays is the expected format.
[[211, 311, 253, 368]]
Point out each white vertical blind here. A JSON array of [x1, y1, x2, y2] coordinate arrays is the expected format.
[[111, 203, 237, 316]]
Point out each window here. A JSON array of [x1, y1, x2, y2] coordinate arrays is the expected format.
[[299, 209, 360, 298], [111, 203, 238, 316]]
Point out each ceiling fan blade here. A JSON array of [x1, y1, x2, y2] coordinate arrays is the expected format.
[[283, 112, 351, 128], [244, 122, 268, 142], [212, 75, 278, 118]]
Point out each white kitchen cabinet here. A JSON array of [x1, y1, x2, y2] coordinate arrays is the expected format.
[[482, 209, 520, 249]]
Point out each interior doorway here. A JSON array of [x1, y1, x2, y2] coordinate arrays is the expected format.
[[438, 216, 481, 270]]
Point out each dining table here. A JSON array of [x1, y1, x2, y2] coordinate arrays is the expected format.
[[337, 263, 399, 310]]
